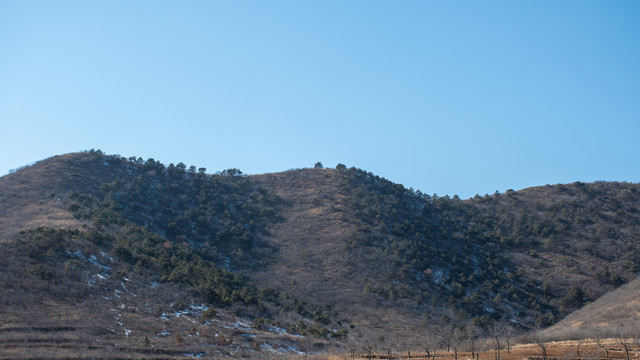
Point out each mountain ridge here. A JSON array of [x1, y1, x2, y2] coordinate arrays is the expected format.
[[1, 150, 639, 358]]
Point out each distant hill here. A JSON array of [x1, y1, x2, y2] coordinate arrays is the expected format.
[[1, 150, 639, 357], [542, 276, 640, 340]]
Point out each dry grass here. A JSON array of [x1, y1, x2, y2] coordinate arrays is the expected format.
[[0, 153, 104, 238], [542, 277, 640, 340], [250, 169, 426, 338], [336, 339, 640, 360]]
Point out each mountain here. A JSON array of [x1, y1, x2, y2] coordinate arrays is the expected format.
[[1, 150, 639, 358]]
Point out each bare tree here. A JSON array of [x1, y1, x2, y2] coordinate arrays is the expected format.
[[533, 331, 548, 360], [362, 338, 376, 360], [538, 339, 548, 360], [591, 336, 603, 360], [576, 339, 583, 359], [616, 330, 631, 360], [504, 325, 515, 354], [466, 324, 483, 360], [585, 341, 602, 360], [633, 322, 640, 355], [298, 336, 315, 359], [491, 323, 504, 360], [421, 329, 438, 360], [440, 324, 456, 353], [452, 328, 462, 360], [402, 334, 416, 360], [381, 334, 398, 359], [347, 337, 359, 360], [378, 331, 399, 359], [594, 329, 609, 360]]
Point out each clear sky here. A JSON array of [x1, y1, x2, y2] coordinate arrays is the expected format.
[[1, 1, 639, 198]]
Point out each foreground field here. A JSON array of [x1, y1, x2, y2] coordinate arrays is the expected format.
[[347, 340, 640, 360]]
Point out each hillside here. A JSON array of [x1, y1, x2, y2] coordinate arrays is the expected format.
[[1, 151, 639, 358], [542, 276, 640, 340], [251, 165, 640, 329]]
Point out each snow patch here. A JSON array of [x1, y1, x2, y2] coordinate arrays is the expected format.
[[219, 319, 251, 331], [100, 252, 114, 262], [160, 304, 209, 320], [219, 255, 233, 271], [234, 320, 251, 330], [432, 268, 447, 285], [264, 325, 301, 338], [66, 250, 111, 278], [260, 343, 304, 354], [266, 326, 289, 336], [184, 352, 203, 358]]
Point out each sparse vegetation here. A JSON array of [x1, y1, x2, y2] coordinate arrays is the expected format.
[[1, 150, 640, 358]]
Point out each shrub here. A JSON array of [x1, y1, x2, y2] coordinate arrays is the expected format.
[[201, 307, 217, 320]]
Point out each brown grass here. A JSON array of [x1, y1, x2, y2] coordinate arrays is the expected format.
[[250, 169, 426, 337], [0, 153, 99, 238], [542, 277, 640, 340]]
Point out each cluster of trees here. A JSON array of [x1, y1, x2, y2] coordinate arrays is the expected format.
[[11, 226, 257, 306], [337, 165, 640, 326], [67, 153, 278, 304], [350, 321, 518, 360], [338, 166, 548, 326], [12, 223, 343, 339], [335, 167, 640, 328], [465, 183, 640, 312], [71, 153, 282, 267], [466, 182, 640, 268], [64, 152, 344, 337]]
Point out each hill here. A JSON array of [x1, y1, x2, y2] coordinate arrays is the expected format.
[[1, 150, 639, 358], [541, 276, 640, 340]]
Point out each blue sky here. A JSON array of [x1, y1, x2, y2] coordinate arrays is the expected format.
[[1, 1, 639, 198]]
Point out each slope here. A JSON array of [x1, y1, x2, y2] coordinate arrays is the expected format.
[[250, 165, 640, 336], [542, 276, 640, 340], [1, 151, 640, 357], [250, 168, 425, 336], [0, 152, 345, 358]]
